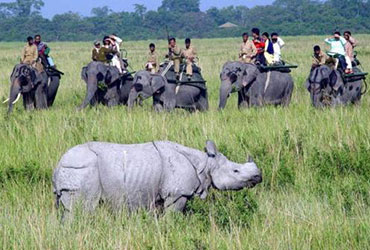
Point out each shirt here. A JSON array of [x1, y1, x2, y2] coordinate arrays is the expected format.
[[273, 42, 281, 62], [147, 51, 158, 65], [253, 38, 265, 54], [312, 51, 328, 66], [239, 40, 257, 63], [345, 37, 357, 61], [325, 37, 347, 56], [21, 43, 38, 64], [182, 46, 197, 62]]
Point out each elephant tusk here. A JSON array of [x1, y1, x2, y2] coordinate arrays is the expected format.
[[2, 98, 10, 104], [12, 93, 21, 104]]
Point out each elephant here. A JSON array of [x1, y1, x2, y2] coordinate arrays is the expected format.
[[7, 64, 48, 113], [305, 65, 364, 107], [53, 140, 262, 219], [127, 70, 208, 112], [6, 64, 63, 114], [218, 61, 294, 109], [79, 61, 134, 109]]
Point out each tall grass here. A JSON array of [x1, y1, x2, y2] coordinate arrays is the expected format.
[[0, 35, 369, 249]]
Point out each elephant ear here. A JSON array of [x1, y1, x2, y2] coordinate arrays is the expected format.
[[329, 70, 338, 88], [241, 65, 258, 87], [105, 67, 121, 85], [151, 75, 166, 93], [81, 66, 88, 82], [330, 70, 344, 92], [30, 68, 37, 82], [10, 65, 19, 82], [205, 140, 218, 158]]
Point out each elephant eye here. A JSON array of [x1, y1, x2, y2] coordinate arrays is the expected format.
[[233, 169, 240, 173]]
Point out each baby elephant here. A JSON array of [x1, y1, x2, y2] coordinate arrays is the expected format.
[[53, 140, 262, 218]]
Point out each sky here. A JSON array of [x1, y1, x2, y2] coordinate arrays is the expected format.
[[0, 0, 274, 18]]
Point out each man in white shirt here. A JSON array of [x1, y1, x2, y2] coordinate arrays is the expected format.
[[325, 31, 352, 73], [109, 34, 125, 74], [271, 33, 285, 64]]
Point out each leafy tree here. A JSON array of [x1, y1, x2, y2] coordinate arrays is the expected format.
[[1, 0, 370, 41], [0, 0, 44, 17], [134, 4, 147, 19], [91, 6, 111, 17], [159, 0, 200, 13]]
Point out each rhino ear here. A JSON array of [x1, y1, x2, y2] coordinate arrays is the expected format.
[[247, 155, 254, 163], [205, 140, 217, 157]]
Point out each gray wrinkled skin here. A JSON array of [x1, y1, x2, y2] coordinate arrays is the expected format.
[[219, 62, 294, 109], [53, 140, 262, 218], [79, 61, 133, 110], [305, 65, 363, 108], [128, 70, 208, 112]]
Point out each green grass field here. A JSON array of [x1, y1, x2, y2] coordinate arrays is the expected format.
[[0, 35, 369, 249]]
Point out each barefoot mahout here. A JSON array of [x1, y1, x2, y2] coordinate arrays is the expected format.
[[79, 61, 134, 109], [53, 140, 262, 220], [218, 62, 295, 109]]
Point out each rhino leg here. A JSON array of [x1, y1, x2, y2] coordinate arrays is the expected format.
[[164, 196, 188, 212]]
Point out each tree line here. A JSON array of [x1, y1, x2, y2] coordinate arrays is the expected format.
[[0, 0, 369, 42]]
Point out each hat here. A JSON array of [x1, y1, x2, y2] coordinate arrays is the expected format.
[[94, 40, 101, 46]]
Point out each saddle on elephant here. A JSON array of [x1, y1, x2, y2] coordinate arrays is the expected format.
[[159, 61, 206, 90]]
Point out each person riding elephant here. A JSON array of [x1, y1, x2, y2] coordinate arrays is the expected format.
[[305, 64, 364, 107], [79, 61, 133, 110], [34, 34, 55, 69], [33, 35, 63, 107], [6, 64, 49, 113], [127, 70, 208, 112], [218, 61, 294, 109]]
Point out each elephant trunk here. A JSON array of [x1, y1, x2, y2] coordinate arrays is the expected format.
[[7, 79, 21, 114], [127, 88, 139, 109], [218, 79, 233, 110], [79, 75, 98, 110]]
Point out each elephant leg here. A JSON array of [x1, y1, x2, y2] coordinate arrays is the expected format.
[[153, 95, 164, 112], [196, 92, 209, 112], [105, 86, 120, 107], [164, 196, 188, 212], [238, 90, 249, 109], [23, 93, 35, 111], [35, 84, 48, 110], [281, 82, 294, 107], [47, 76, 60, 107], [79, 78, 98, 110]]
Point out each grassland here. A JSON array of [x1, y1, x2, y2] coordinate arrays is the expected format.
[[0, 35, 369, 249]]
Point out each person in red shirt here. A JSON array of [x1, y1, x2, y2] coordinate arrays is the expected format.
[[251, 28, 266, 65]]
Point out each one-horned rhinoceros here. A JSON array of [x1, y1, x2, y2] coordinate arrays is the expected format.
[[52, 140, 262, 217]]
